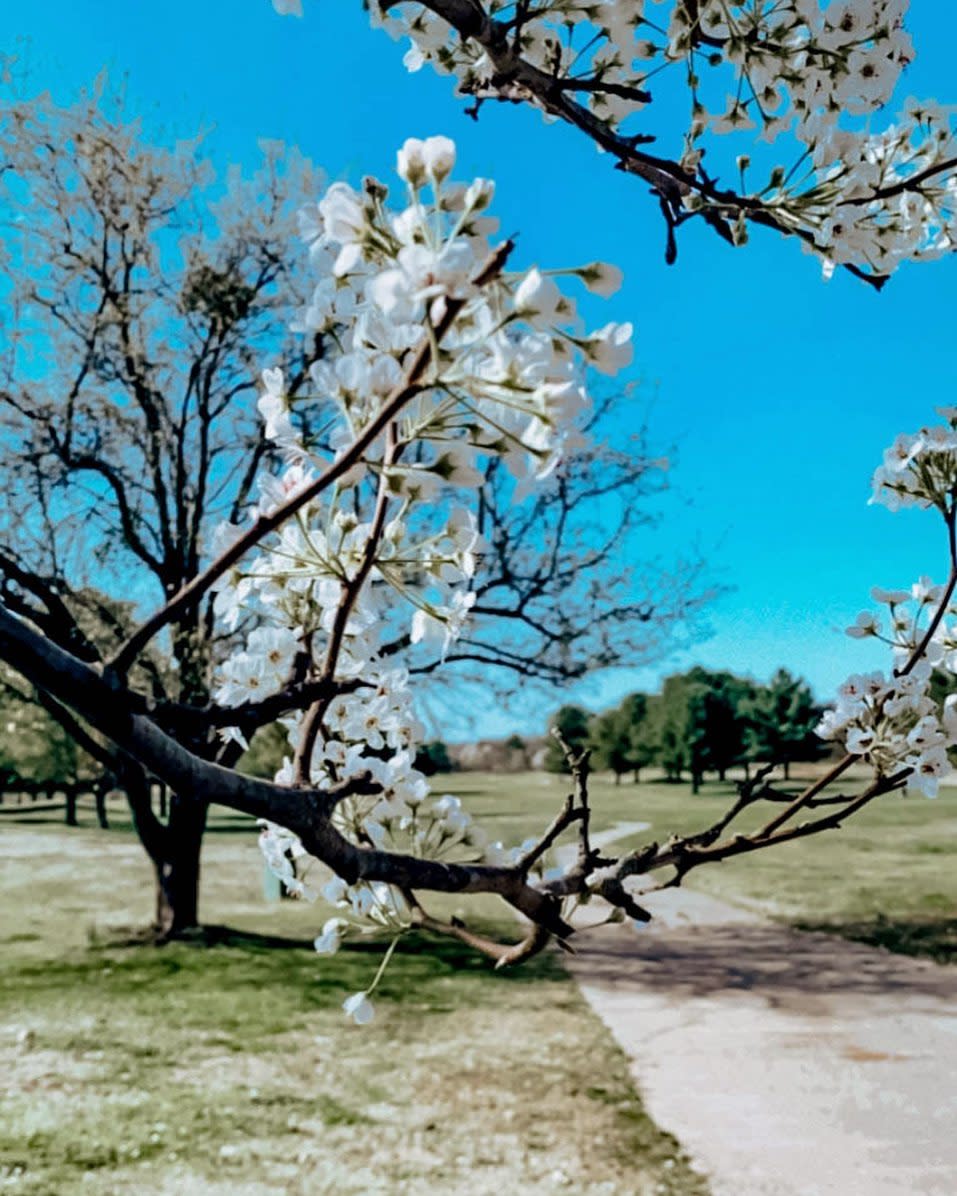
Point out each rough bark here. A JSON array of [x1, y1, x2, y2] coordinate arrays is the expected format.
[[154, 792, 208, 939]]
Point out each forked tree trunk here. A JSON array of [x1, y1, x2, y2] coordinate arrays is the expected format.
[[123, 764, 208, 940], [154, 792, 209, 939]]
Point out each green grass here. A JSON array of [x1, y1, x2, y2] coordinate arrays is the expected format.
[[4, 759, 954, 1191], [0, 817, 705, 1196]]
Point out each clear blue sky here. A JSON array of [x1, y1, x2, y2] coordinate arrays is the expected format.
[[4, 1, 956, 734]]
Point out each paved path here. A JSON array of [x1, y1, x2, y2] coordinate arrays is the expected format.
[[565, 888, 957, 1196]]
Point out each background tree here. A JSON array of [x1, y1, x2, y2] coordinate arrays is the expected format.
[[545, 705, 591, 773], [415, 740, 454, 776], [692, 668, 756, 784], [656, 675, 691, 784], [590, 692, 655, 784], [626, 693, 659, 783], [654, 668, 754, 791], [454, 393, 714, 693], [503, 733, 528, 771], [742, 669, 824, 780], [0, 669, 83, 786], [0, 80, 320, 936], [589, 706, 632, 784]]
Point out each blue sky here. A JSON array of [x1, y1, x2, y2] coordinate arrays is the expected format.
[[4, 1, 957, 734]]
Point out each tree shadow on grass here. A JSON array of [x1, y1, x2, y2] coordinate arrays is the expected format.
[[794, 915, 957, 966], [92, 923, 317, 951], [86, 922, 562, 984]]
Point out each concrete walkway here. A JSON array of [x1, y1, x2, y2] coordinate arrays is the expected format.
[[565, 889, 957, 1196]]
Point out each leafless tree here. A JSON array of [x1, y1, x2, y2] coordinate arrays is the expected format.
[[0, 82, 709, 938], [0, 79, 321, 934]]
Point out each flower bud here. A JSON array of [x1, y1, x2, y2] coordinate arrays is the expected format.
[[422, 135, 456, 184], [397, 138, 427, 187], [464, 177, 495, 211]]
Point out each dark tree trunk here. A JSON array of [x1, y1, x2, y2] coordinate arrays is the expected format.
[[120, 764, 206, 940], [154, 792, 208, 939], [784, 760, 791, 780], [153, 794, 209, 942], [632, 768, 641, 784], [718, 767, 727, 782], [64, 786, 77, 826], [614, 771, 622, 786], [94, 780, 110, 829], [743, 760, 751, 781], [691, 771, 702, 795]]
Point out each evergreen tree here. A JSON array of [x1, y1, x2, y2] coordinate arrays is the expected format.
[[742, 669, 823, 779], [416, 741, 454, 776], [545, 705, 591, 772], [590, 708, 632, 784]]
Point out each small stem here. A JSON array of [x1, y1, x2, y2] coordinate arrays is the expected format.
[[367, 933, 402, 996]]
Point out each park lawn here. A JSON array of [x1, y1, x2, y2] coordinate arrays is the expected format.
[[442, 768, 957, 962], [4, 759, 955, 1193], [0, 819, 705, 1196]]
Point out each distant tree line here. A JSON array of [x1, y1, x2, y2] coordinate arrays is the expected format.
[[547, 667, 827, 790]]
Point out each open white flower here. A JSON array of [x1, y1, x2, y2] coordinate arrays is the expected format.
[[514, 268, 564, 327], [578, 261, 624, 297], [313, 918, 348, 956], [585, 322, 634, 374], [342, 991, 375, 1025]]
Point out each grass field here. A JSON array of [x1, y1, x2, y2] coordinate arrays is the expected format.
[[3, 763, 955, 1193], [0, 811, 704, 1196]]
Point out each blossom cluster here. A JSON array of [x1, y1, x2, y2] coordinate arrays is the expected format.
[[845, 579, 957, 666], [820, 420, 957, 795], [353, 1, 957, 277], [213, 134, 632, 713], [211, 135, 630, 1016], [871, 409, 957, 513], [817, 661, 956, 797]]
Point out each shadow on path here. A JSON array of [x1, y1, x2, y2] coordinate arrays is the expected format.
[[579, 918, 957, 1014]]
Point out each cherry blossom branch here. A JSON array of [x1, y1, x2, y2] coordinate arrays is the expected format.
[[403, 887, 553, 967], [154, 674, 368, 735], [759, 505, 956, 837], [293, 426, 401, 784], [0, 600, 572, 943], [377, 0, 957, 288], [900, 505, 957, 677], [107, 239, 515, 679], [645, 767, 912, 890]]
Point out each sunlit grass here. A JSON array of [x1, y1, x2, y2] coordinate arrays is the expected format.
[[0, 816, 705, 1195]]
